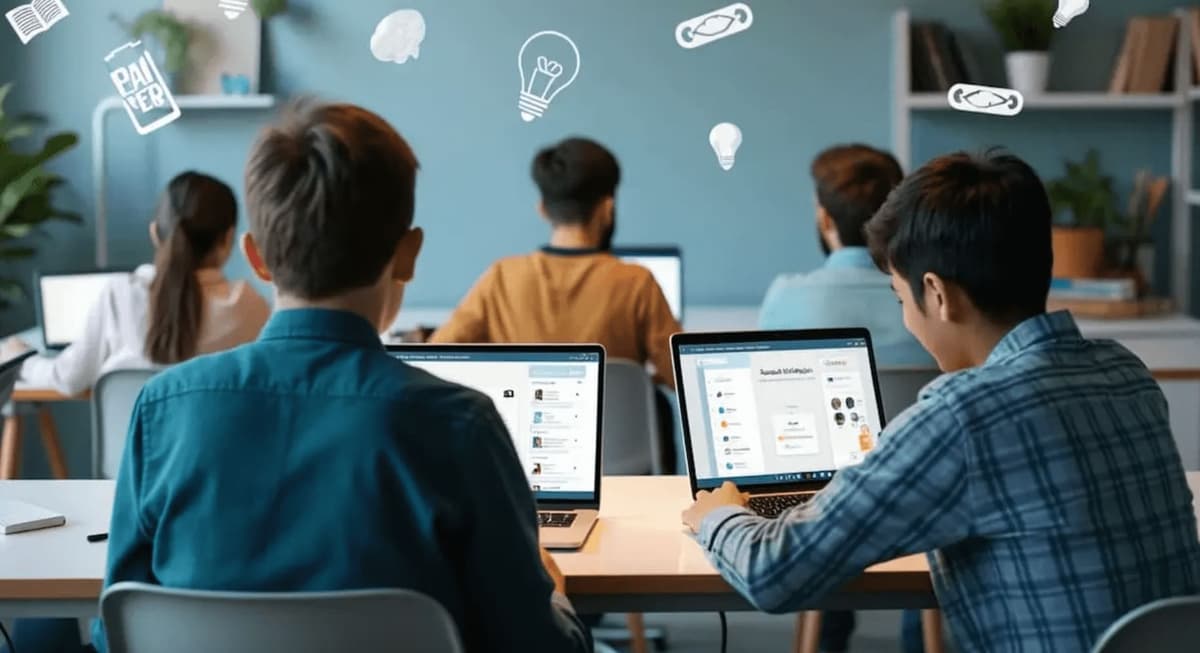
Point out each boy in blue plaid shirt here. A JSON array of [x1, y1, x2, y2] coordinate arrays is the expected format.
[[682, 150, 1200, 652]]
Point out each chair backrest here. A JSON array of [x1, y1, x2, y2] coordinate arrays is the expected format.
[[91, 369, 157, 479], [602, 359, 661, 475], [1091, 596, 1200, 653], [101, 582, 464, 653], [876, 367, 942, 423]]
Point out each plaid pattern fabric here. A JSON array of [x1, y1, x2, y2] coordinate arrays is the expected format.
[[698, 311, 1200, 652]]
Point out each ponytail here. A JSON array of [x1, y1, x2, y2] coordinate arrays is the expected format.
[[144, 172, 237, 365]]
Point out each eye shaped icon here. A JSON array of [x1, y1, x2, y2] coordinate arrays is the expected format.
[[947, 83, 1025, 117]]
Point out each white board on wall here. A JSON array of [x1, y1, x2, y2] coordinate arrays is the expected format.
[[164, 0, 261, 95]]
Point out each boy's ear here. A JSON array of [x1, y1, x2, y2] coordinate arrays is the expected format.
[[391, 227, 425, 283], [148, 222, 161, 248], [241, 233, 273, 283], [925, 272, 967, 323], [816, 206, 834, 234]]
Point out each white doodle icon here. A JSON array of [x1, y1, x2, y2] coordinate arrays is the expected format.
[[6, 0, 68, 45], [677, 3, 753, 49], [947, 83, 1024, 117], [517, 31, 580, 123], [105, 40, 183, 135], [709, 123, 743, 171], [217, 0, 248, 20], [370, 9, 426, 64], [1053, 0, 1089, 28]]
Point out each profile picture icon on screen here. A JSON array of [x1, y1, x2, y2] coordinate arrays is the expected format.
[[834, 412, 846, 426], [532, 463, 543, 475], [503, 389, 515, 398], [831, 398, 842, 410], [535, 389, 544, 401], [846, 397, 856, 409], [532, 436, 543, 448]]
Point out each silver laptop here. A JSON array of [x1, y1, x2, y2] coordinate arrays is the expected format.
[[387, 343, 604, 549], [36, 269, 130, 349], [613, 245, 683, 321], [672, 328, 887, 518]]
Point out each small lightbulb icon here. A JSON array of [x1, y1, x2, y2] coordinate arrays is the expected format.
[[1053, 0, 1089, 28]]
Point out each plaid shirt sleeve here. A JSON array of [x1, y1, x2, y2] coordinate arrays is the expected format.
[[697, 394, 974, 613]]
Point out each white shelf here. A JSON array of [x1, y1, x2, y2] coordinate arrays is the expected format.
[[175, 94, 276, 109], [1187, 190, 1200, 206], [908, 92, 1181, 110], [1188, 87, 1200, 100]]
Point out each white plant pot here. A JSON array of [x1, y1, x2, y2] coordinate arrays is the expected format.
[[1006, 51, 1051, 95]]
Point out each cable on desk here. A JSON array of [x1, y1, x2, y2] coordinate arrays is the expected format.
[[718, 611, 727, 653], [1, 620, 15, 653]]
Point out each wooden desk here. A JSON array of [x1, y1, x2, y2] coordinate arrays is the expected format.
[[1, 387, 86, 480], [4, 474, 1200, 619]]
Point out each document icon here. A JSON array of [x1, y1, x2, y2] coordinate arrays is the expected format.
[[6, 0, 68, 45]]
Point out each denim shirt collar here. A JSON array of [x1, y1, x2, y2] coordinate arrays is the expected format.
[[258, 308, 384, 350]]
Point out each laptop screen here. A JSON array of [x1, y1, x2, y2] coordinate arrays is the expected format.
[[387, 346, 603, 504], [675, 332, 884, 490], [614, 247, 682, 320], [38, 271, 129, 348]]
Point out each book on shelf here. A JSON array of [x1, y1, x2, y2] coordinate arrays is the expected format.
[[910, 22, 974, 92], [1190, 8, 1200, 85], [1110, 15, 1179, 94], [1049, 277, 1138, 302]]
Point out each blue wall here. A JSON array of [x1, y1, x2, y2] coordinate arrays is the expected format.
[[3, 0, 1199, 340]]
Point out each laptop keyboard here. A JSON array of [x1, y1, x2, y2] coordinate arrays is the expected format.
[[748, 494, 811, 518], [538, 512, 578, 528]]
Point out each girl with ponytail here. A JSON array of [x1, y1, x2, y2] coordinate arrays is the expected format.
[[4, 172, 270, 395]]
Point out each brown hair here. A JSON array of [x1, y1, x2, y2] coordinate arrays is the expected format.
[[244, 99, 420, 299], [811, 144, 904, 248], [145, 172, 237, 365]]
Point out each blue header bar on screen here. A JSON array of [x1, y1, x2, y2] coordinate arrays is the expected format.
[[390, 351, 600, 363], [678, 338, 867, 355]]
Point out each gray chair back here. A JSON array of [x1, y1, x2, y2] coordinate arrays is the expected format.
[[1091, 596, 1200, 653], [101, 582, 463, 653], [91, 369, 156, 479], [602, 359, 661, 475], [877, 367, 941, 423]]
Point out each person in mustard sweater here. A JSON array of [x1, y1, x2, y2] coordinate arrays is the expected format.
[[432, 137, 681, 387]]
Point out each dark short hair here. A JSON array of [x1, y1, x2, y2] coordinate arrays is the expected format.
[[532, 137, 620, 224], [866, 149, 1052, 323], [811, 144, 904, 248], [245, 100, 419, 299]]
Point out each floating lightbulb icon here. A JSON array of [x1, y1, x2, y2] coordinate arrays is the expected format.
[[1052, 0, 1089, 28], [217, 0, 248, 20], [517, 31, 580, 122], [709, 123, 743, 171]]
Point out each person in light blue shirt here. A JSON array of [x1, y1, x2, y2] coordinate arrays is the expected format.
[[758, 144, 930, 653], [91, 101, 590, 653], [759, 144, 933, 368]]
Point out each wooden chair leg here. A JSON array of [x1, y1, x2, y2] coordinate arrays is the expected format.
[[1, 413, 23, 479], [35, 405, 69, 479], [792, 611, 822, 653], [922, 609, 945, 653], [625, 613, 649, 653]]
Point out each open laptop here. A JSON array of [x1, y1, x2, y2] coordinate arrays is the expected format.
[[36, 269, 130, 349], [386, 343, 605, 549], [672, 329, 887, 518], [614, 246, 683, 321], [0, 351, 35, 406]]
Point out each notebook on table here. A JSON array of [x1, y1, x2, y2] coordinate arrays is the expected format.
[[0, 499, 66, 534]]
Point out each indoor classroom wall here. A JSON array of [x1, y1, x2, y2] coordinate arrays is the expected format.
[[3, 0, 1198, 342]]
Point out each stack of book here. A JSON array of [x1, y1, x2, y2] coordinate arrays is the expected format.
[[1109, 15, 1180, 93], [910, 22, 982, 92], [1048, 278, 1172, 318]]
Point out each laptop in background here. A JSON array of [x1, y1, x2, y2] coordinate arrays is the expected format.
[[386, 343, 605, 549], [0, 350, 35, 406], [614, 245, 683, 322], [672, 328, 887, 518], [36, 269, 130, 350]]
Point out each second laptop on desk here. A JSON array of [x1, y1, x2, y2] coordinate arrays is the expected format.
[[672, 328, 887, 518], [388, 343, 604, 549]]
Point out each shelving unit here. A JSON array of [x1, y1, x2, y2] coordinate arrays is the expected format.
[[892, 9, 1195, 314], [90, 94, 278, 268]]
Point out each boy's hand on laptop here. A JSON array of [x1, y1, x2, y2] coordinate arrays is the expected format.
[[540, 547, 567, 595], [682, 481, 749, 534], [1, 337, 32, 361]]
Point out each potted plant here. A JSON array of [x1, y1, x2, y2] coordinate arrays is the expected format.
[[251, 0, 288, 19], [1046, 150, 1123, 279], [107, 10, 192, 88], [984, 0, 1056, 95], [0, 83, 81, 307]]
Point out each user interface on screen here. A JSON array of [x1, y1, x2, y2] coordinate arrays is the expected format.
[[389, 348, 601, 501], [39, 272, 128, 347], [677, 336, 883, 489]]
